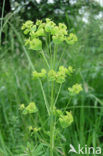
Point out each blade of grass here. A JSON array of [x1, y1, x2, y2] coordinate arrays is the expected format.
[[0, 0, 5, 45], [0, 131, 8, 156]]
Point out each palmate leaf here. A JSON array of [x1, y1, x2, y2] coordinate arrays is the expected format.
[[32, 144, 44, 156], [19, 143, 48, 156]]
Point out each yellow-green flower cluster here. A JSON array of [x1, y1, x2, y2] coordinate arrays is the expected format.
[[53, 107, 73, 128], [32, 69, 47, 79], [68, 83, 83, 96], [20, 102, 38, 115], [21, 20, 34, 34], [19, 104, 25, 110], [32, 66, 74, 83], [66, 33, 77, 45], [68, 66, 74, 76], [21, 18, 77, 50], [25, 38, 42, 51], [54, 107, 73, 128], [48, 66, 74, 84], [28, 126, 41, 134], [48, 69, 56, 81], [59, 111, 73, 128]]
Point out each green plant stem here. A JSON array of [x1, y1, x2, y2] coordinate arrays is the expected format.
[[50, 81, 54, 156], [49, 34, 52, 68], [50, 44, 58, 156], [57, 49, 65, 68], [53, 44, 58, 68], [54, 84, 62, 106], [63, 97, 71, 113], [41, 50, 50, 69]]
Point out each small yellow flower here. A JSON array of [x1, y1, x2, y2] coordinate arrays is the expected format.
[[59, 66, 68, 73], [35, 28, 45, 37], [52, 34, 65, 44], [28, 126, 41, 133], [67, 66, 74, 76], [32, 69, 47, 79], [32, 71, 40, 79], [36, 20, 42, 26], [19, 104, 25, 110], [55, 66, 67, 83], [48, 69, 56, 81], [29, 38, 42, 50], [66, 33, 77, 45], [46, 18, 51, 22], [68, 84, 83, 95], [59, 111, 73, 128], [21, 20, 33, 30], [56, 71, 66, 84], [40, 69, 47, 78], [23, 102, 38, 114]]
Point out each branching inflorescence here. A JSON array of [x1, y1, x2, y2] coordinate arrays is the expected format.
[[20, 18, 83, 156]]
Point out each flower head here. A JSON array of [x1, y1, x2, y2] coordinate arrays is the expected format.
[[48, 69, 56, 81], [22, 19, 77, 51], [59, 111, 73, 128], [55, 66, 69, 83], [67, 66, 74, 76], [32, 69, 47, 79], [40, 69, 47, 78], [66, 33, 77, 45], [56, 71, 66, 84], [28, 126, 41, 134], [21, 20, 34, 35], [52, 35, 65, 44], [36, 20, 42, 26], [21, 20, 33, 30], [23, 102, 38, 114], [68, 83, 83, 95], [19, 104, 25, 110], [35, 28, 45, 37], [29, 38, 42, 50], [45, 21, 56, 33]]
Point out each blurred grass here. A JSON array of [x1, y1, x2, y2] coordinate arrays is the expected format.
[[0, 12, 103, 155]]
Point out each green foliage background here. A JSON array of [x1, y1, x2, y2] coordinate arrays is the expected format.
[[0, 0, 103, 155]]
